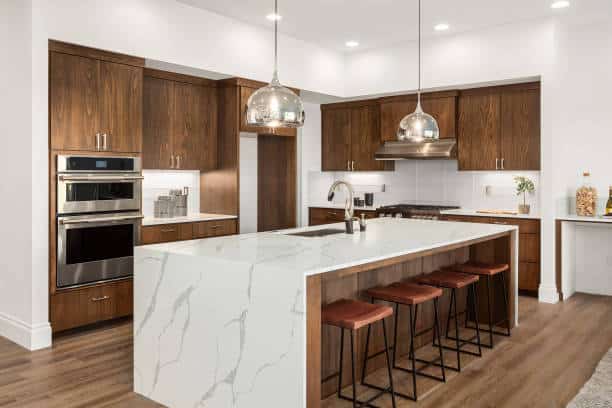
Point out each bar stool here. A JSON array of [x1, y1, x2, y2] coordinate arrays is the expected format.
[[448, 262, 511, 348], [363, 282, 445, 401], [416, 270, 482, 372], [322, 298, 397, 408]]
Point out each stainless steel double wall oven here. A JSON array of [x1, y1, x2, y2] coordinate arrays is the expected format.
[[56, 155, 142, 288]]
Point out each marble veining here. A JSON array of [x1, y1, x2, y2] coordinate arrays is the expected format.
[[134, 218, 516, 407]]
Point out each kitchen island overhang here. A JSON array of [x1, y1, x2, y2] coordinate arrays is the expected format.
[[133, 218, 518, 408]]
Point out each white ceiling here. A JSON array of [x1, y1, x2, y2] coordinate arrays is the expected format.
[[176, 0, 601, 52]]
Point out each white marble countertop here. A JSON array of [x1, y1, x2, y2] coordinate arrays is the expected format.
[[140, 217, 516, 277], [308, 202, 378, 211], [142, 213, 237, 226], [440, 208, 541, 220], [557, 215, 612, 224]]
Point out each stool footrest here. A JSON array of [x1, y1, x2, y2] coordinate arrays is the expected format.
[[362, 381, 416, 402]]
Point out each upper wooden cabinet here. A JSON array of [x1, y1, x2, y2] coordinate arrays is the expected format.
[[458, 82, 540, 171], [321, 100, 392, 172], [49, 41, 143, 153], [379, 91, 458, 142], [142, 69, 217, 171]]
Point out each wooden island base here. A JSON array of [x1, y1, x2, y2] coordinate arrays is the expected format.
[[306, 231, 517, 407]]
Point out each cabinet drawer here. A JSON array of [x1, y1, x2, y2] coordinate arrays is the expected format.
[[141, 223, 192, 245], [309, 208, 346, 226], [51, 279, 133, 332], [519, 262, 540, 292], [193, 219, 237, 238], [519, 233, 540, 263]]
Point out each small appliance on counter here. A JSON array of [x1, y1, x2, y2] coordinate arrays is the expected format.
[[376, 203, 460, 220], [365, 193, 374, 207], [153, 187, 189, 218]]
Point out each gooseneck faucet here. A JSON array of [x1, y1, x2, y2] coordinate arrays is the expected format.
[[328, 180, 356, 232]]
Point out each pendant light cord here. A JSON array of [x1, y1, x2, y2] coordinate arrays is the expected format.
[[417, 0, 422, 107], [274, 0, 279, 78]]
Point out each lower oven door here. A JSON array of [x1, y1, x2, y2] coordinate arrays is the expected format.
[[57, 212, 142, 288]]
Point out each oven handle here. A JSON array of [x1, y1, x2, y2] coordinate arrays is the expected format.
[[58, 175, 144, 182], [59, 214, 144, 225]]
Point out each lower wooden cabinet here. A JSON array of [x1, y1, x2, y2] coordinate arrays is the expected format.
[[309, 207, 377, 226], [439, 214, 541, 294], [50, 279, 133, 333], [140, 219, 238, 245]]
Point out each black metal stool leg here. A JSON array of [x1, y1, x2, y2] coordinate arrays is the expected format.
[[392, 303, 399, 368], [361, 323, 372, 384], [433, 297, 446, 382], [471, 283, 483, 356], [350, 330, 357, 408], [451, 288, 461, 371], [381, 319, 397, 408], [408, 304, 418, 401], [486, 275, 494, 348], [444, 289, 455, 338], [337, 328, 345, 399], [499, 272, 511, 337]]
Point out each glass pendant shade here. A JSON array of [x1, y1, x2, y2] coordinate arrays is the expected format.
[[246, 72, 305, 128], [397, 102, 440, 142]]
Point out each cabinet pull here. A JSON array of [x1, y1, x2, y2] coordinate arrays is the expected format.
[[95, 133, 101, 151], [170, 155, 174, 169], [495, 158, 499, 170], [210, 225, 221, 229], [501, 158, 505, 170], [351, 161, 355, 171], [91, 295, 110, 302], [160, 228, 176, 233], [493, 221, 508, 225], [102, 133, 108, 151], [347, 161, 350, 171], [176, 155, 181, 169]]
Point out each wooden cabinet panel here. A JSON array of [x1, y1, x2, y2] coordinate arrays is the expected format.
[[239, 86, 297, 137], [143, 76, 174, 169], [350, 105, 385, 171], [193, 219, 238, 238], [458, 91, 501, 170], [380, 99, 415, 143], [174, 82, 204, 169], [50, 52, 99, 151], [500, 87, 541, 170], [518, 262, 540, 292], [50, 279, 133, 332], [321, 108, 351, 171], [308, 207, 377, 226], [140, 223, 192, 245], [519, 233, 540, 263], [98, 61, 143, 153]]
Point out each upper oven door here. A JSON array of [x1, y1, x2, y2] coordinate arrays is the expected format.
[[57, 174, 142, 214]]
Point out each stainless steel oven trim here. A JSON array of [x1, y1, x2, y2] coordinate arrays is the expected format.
[[57, 212, 141, 289], [57, 174, 142, 215], [57, 155, 142, 173]]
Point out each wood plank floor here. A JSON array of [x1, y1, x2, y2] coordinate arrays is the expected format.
[[0, 294, 611, 407]]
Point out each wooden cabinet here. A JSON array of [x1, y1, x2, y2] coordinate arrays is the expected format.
[[440, 214, 541, 294], [143, 69, 217, 170], [321, 101, 391, 172], [49, 41, 143, 153], [140, 219, 238, 245], [379, 91, 458, 142], [458, 83, 540, 171], [309, 207, 377, 226], [50, 279, 133, 332], [239, 84, 298, 137]]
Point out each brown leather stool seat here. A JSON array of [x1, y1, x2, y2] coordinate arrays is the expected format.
[[322, 299, 393, 330], [366, 282, 443, 305], [322, 298, 397, 407], [416, 270, 479, 289], [450, 262, 508, 276]]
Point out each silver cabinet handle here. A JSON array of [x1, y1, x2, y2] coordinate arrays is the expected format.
[[495, 158, 499, 170], [501, 158, 505, 170], [96, 133, 101, 150], [347, 160, 350, 171], [176, 155, 181, 169], [160, 228, 176, 233], [351, 161, 355, 171], [170, 155, 174, 169], [91, 296, 110, 302], [102, 133, 108, 150]]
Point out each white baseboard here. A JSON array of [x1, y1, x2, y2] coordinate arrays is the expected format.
[[0, 312, 52, 351], [538, 284, 560, 304]]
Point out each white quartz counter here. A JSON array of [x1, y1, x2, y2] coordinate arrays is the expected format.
[[557, 215, 612, 224], [142, 212, 237, 226], [440, 208, 541, 220], [133, 218, 517, 408]]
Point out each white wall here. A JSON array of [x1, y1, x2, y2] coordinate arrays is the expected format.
[[142, 171, 201, 218], [0, 0, 51, 350], [298, 103, 323, 226]]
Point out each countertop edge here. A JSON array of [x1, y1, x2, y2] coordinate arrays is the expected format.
[[142, 213, 238, 226]]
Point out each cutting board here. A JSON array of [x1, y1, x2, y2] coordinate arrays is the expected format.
[[476, 209, 519, 215]]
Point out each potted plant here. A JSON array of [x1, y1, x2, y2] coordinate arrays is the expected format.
[[514, 176, 535, 214]]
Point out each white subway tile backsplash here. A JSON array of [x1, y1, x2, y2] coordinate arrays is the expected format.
[[142, 170, 200, 217]]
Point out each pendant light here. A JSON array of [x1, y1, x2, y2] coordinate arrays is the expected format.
[[397, 0, 439, 142], [246, 0, 305, 128]]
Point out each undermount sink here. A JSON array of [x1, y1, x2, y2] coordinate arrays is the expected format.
[[286, 228, 345, 238]]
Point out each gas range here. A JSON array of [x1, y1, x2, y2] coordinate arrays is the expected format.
[[376, 203, 460, 220]]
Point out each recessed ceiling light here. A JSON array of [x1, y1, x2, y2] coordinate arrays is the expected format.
[[345, 41, 359, 48], [266, 13, 282, 21], [551, 1, 570, 9], [434, 23, 450, 31]]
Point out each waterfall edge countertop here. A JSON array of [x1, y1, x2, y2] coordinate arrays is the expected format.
[[141, 212, 238, 226], [133, 218, 517, 408]]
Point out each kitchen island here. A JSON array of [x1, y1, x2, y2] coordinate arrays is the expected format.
[[133, 218, 517, 408]]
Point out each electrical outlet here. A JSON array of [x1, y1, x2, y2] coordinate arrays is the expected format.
[[485, 185, 492, 196]]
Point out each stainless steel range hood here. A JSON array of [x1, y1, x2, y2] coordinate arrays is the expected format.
[[375, 138, 456, 160]]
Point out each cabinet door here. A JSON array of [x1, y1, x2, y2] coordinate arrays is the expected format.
[[199, 86, 218, 171], [380, 99, 416, 143], [458, 92, 501, 170], [350, 105, 386, 171], [421, 96, 457, 140], [309, 208, 345, 226], [321, 108, 351, 171], [173, 82, 205, 170], [50, 52, 99, 151], [99, 61, 143, 153], [500, 87, 540, 170], [143, 76, 174, 169]]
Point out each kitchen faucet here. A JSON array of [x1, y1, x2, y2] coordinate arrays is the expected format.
[[327, 180, 357, 233]]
